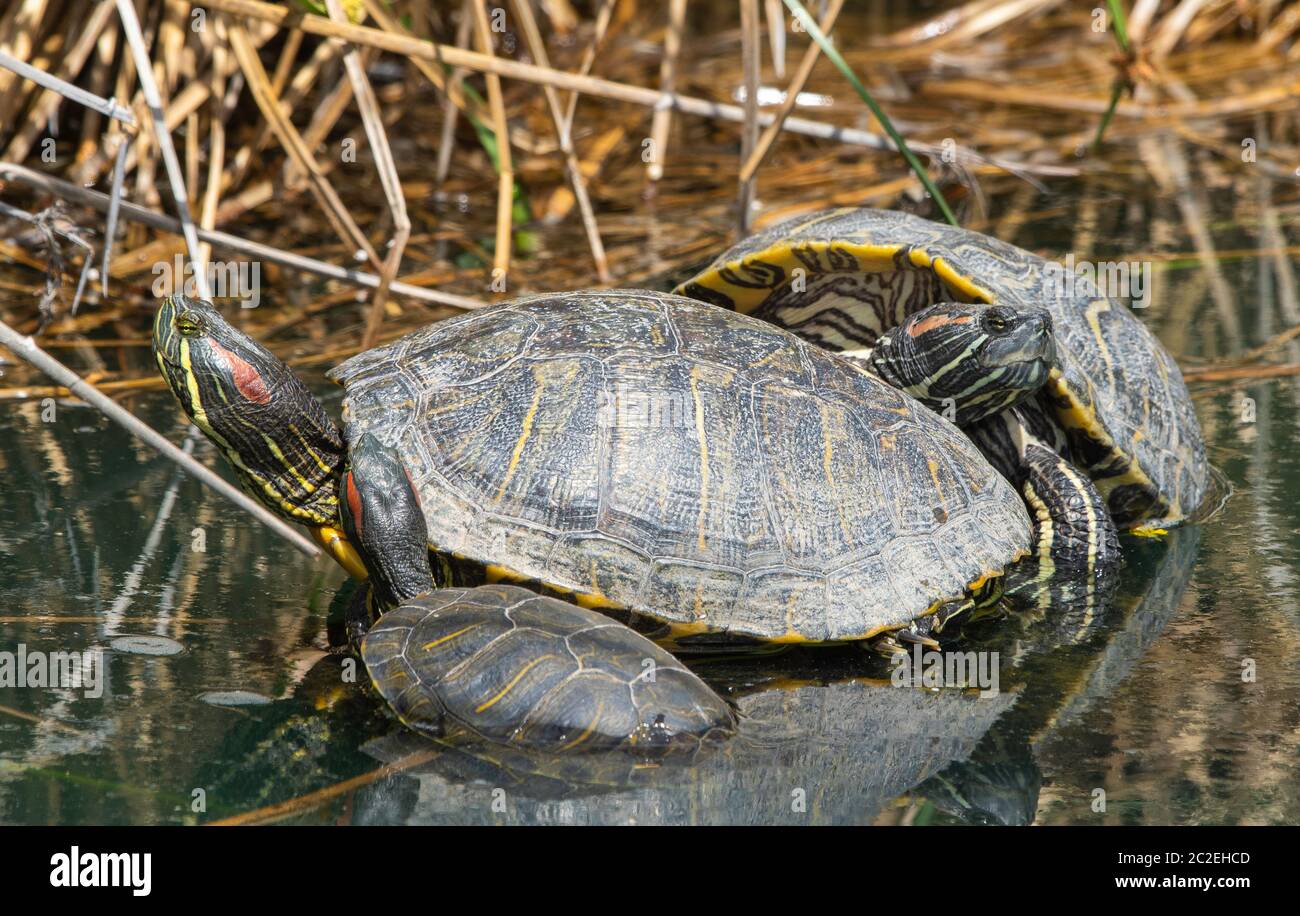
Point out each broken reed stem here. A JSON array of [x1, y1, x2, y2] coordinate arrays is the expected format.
[[471, 0, 514, 284], [224, 17, 381, 272], [324, 0, 411, 350], [208, 748, 438, 825], [196, 0, 940, 162], [646, 0, 686, 185], [0, 29, 137, 299], [561, 0, 617, 135], [433, 0, 474, 187], [196, 21, 229, 272], [0, 318, 320, 557], [0, 2, 121, 164], [509, 0, 610, 283], [739, 0, 761, 234], [115, 0, 211, 298], [765, 0, 786, 77], [739, 0, 845, 183], [0, 162, 487, 310]]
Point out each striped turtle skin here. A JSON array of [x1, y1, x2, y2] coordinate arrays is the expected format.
[[360, 584, 735, 753], [329, 290, 1032, 644], [676, 208, 1210, 528]]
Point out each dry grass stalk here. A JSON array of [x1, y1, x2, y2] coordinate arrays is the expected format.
[[225, 17, 379, 270], [738, 0, 845, 184], [471, 0, 514, 285], [646, 0, 686, 185], [323, 0, 410, 350], [738, 0, 761, 234], [509, 0, 610, 283]]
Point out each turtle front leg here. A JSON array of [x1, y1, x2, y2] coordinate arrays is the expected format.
[[1020, 442, 1120, 584], [344, 584, 376, 648]]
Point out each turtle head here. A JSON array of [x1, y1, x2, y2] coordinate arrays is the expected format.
[[869, 302, 1055, 426], [338, 433, 437, 611], [152, 295, 346, 529]]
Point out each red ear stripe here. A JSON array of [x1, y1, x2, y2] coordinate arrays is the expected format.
[[346, 471, 364, 539], [209, 340, 272, 405], [907, 313, 975, 337], [403, 467, 422, 509]]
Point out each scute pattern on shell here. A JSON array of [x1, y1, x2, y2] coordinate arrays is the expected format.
[[676, 208, 1209, 526], [330, 290, 1031, 642], [360, 584, 735, 752]]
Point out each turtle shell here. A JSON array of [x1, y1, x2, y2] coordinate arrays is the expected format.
[[329, 290, 1031, 642], [675, 208, 1209, 527], [360, 584, 735, 753]]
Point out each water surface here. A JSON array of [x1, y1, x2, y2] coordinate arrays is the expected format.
[[1, 183, 1298, 825]]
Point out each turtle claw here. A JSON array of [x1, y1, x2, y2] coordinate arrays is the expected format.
[[866, 621, 939, 659], [897, 629, 941, 650], [866, 634, 907, 659]]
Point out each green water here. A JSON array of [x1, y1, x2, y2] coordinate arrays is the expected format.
[[1, 187, 1298, 825]]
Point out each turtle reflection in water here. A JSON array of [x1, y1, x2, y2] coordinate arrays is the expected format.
[[908, 525, 1201, 825], [196, 530, 1195, 825], [352, 652, 1018, 827]]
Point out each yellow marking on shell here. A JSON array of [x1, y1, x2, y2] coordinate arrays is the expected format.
[[458, 552, 630, 614], [926, 459, 946, 511], [689, 367, 710, 553], [659, 619, 714, 641], [820, 403, 852, 540], [559, 709, 601, 751], [1045, 367, 1177, 524], [496, 369, 546, 504], [312, 526, 369, 580], [421, 624, 479, 651], [920, 252, 996, 303], [475, 656, 552, 713], [681, 241, 908, 313], [485, 563, 531, 584], [572, 591, 625, 611], [1083, 298, 1116, 379]]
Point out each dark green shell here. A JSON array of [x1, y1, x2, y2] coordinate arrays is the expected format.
[[676, 208, 1210, 527], [360, 584, 735, 752], [329, 290, 1031, 643]]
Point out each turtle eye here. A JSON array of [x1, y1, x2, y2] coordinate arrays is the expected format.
[[176, 310, 205, 337], [985, 312, 1009, 333]]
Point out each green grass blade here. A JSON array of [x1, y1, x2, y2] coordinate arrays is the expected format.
[[782, 0, 958, 226], [1105, 0, 1131, 53], [1092, 80, 1124, 150]]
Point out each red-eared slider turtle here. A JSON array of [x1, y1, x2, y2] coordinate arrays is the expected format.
[[677, 208, 1210, 560], [154, 290, 1045, 745]]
